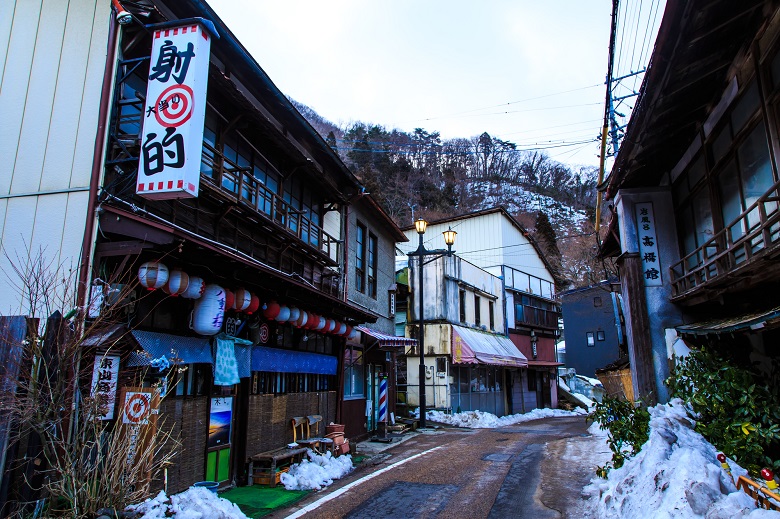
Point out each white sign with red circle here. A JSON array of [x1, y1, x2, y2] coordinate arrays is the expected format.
[[154, 84, 194, 127], [258, 323, 270, 344], [123, 391, 152, 425]]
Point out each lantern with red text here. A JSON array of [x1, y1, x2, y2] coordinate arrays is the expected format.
[[181, 276, 205, 299]]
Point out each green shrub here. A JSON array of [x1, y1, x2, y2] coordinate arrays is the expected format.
[[666, 347, 780, 476], [590, 396, 650, 476]]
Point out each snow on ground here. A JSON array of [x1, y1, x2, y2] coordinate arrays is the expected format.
[[280, 449, 355, 491], [559, 378, 597, 410], [583, 399, 780, 518], [421, 407, 585, 429], [127, 486, 248, 519]]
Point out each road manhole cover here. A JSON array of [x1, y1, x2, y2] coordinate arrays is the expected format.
[[483, 453, 513, 462]]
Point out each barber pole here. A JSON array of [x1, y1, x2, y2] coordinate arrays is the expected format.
[[379, 375, 388, 423]]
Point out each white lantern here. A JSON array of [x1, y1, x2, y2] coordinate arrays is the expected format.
[[181, 276, 205, 299], [335, 322, 347, 335], [191, 284, 226, 336], [288, 307, 300, 322], [275, 305, 291, 322], [234, 288, 252, 311], [163, 269, 189, 296], [138, 261, 169, 290]]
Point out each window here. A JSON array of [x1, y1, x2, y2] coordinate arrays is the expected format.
[[251, 373, 334, 395], [368, 233, 378, 298], [172, 364, 210, 396], [355, 223, 366, 292], [343, 345, 365, 398], [488, 301, 495, 330], [474, 295, 481, 326], [436, 357, 447, 373], [459, 290, 466, 323], [586, 332, 595, 347], [597, 330, 606, 341], [527, 370, 537, 391]]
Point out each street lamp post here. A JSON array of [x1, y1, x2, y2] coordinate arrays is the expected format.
[[408, 218, 456, 428]]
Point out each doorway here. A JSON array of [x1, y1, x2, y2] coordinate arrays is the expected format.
[[205, 395, 234, 483]]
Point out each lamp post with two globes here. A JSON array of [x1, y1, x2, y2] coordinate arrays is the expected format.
[[407, 218, 456, 428]]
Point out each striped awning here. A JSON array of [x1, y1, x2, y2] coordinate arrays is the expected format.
[[355, 326, 417, 348]]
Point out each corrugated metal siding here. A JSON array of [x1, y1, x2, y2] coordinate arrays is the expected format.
[[0, 0, 109, 314]]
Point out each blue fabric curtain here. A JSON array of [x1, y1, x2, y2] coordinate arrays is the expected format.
[[251, 346, 337, 375], [128, 330, 213, 367]]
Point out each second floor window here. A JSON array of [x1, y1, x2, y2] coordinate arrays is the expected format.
[[368, 233, 378, 298], [459, 290, 466, 323], [474, 295, 481, 326], [489, 301, 495, 330], [356, 223, 366, 292]]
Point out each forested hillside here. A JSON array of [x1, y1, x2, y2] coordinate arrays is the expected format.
[[292, 99, 613, 289]]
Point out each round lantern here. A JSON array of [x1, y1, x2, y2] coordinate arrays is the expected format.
[[288, 307, 300, 322], [191, 284, 226, 336], [234, 288, 252, 312], [162, 269, 189, 296], [335, 322, 347, 336], [138, 261, 169, 290], [348, 329, 360, 340], [312, 316, 326, 331], [264, 301, 281, 320], [275, 305, 291, 322], [245, 294, 260, 315], [294, 310, 309, 328], [181, 276, 205, 299], [223, 289, 235, 310], [323, 319, 336, 333], [304, 313, 319, 330], [343, 325, 354, 337]]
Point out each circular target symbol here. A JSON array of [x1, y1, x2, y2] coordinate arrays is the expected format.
[[125, 393, 151, 424], [259, 324, 270, 343], [154, 84, 194, 128]]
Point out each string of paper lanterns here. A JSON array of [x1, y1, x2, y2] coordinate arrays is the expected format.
[[138, 261, 358, 338]]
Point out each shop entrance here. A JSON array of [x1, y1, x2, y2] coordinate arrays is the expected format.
[[205, 394, 234, 483]]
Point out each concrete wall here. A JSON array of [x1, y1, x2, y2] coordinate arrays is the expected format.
[[0, 0, 111, 315]]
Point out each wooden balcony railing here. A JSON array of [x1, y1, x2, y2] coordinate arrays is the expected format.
[[670, 178, 780, 298], [200, 142, 340, 263]]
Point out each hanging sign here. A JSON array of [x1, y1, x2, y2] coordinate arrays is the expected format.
[[90, 353, 120, 420], [635, 202, 662, 286], [136, 20, 213, 199], [123, 391, 153, 425]]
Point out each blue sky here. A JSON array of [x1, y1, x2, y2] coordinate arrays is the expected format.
[[208, 1, 661, 169]]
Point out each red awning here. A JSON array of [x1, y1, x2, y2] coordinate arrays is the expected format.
[[355, 326, 417, 348], [452, 325, 528, 368]]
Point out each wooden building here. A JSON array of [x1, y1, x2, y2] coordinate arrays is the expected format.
[[600, 0, 780, 403], [0, 0, 401, 496], [397, 208, 562, 415]]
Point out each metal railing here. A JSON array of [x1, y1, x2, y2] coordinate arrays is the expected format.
[[504, 266, 556, 300], [670, 178, 780, 298]]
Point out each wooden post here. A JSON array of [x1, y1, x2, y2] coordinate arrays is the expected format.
[[617, 253, 658, 405]]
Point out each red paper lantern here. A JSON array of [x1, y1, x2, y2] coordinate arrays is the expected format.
[[335, 322, 347, 335], [245, 294, 260, 315], [312, 316, 326, 331], [305, 313, 319, 329], [324, 319, 336, 333], [264, 301, 281, 319], [223, 288, 234, 310], [342, 325, 353, 337]]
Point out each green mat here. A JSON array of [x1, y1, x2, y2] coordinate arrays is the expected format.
[[221, 485, 310, 518]]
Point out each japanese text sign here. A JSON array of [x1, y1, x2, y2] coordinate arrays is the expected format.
[[635, 202, 662, 286], [137, 22, 211, 199], [90, 353, 120, 420]]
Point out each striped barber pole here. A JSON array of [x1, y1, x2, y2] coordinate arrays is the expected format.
[[378, 376, 388, 423]]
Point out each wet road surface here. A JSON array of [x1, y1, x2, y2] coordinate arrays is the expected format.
[[269, 415, 610, 519]]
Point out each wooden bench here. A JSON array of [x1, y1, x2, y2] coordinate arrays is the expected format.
[[248, 446, 307, 487], [291, 415, 334, 455]]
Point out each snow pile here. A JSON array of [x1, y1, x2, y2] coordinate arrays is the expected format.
[[280, 449, 354, 491], [126, 486, 247, 519], [423, 407, 585, 429], [559, 378, 597, 410], [584, 399, 778, 518]]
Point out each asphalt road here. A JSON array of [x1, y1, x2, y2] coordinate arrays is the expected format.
[[269, 415, 611, 519]]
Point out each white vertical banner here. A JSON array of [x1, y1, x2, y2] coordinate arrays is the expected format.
[[635, 202, 663, 286], [90, 353, 120, 420], [137, 21, 213, 199]]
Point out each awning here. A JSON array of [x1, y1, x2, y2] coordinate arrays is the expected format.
[[127, 330, 213, 366], [676, 305, 780, 336], [251, 346, 337, 375], [355, 326, 417, 348], [451, 325, 528, 368], [527, 360, 564, 367]]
